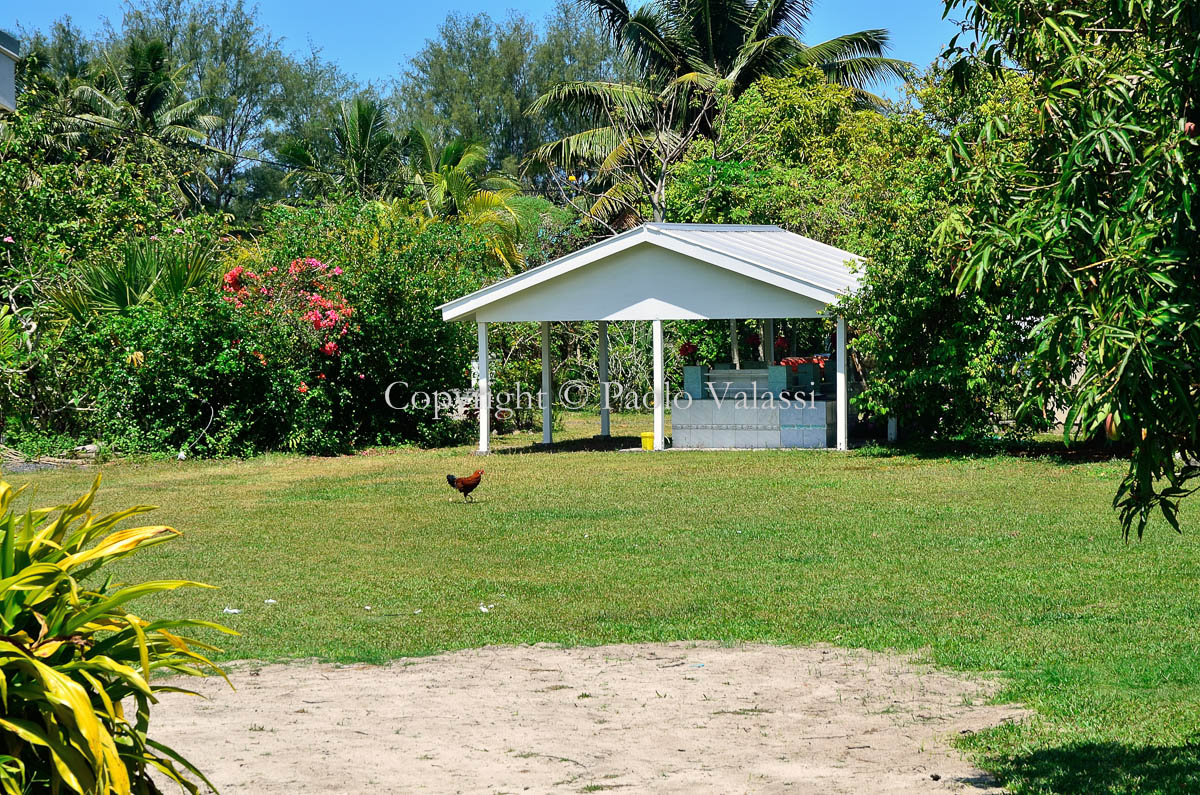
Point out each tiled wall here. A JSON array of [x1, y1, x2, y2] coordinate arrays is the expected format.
[[672, 400, 833, 448]]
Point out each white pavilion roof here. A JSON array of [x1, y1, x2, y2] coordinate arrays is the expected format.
[[439, 223, 862, 323]]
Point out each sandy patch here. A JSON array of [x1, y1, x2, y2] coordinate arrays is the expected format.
[[153, 643, 1027, 794]]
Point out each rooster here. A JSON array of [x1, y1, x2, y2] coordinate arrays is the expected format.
[[446, 469, 484, 502]]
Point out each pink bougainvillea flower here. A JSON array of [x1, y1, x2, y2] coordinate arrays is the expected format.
[[149, 235, 159, 241], [173, 227, 184, 234], [331, 266, 343, 276], [357, 373, 365, 380], [321, 341, 339, 356], [2, 236, 13, 243]]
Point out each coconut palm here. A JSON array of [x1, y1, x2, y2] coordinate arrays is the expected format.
[[583, 0, 910, 111], [281, 95, 406, 200], [72, 38, 220, 147], [402, 124, 526, 269], [530, 0, 912, 224]]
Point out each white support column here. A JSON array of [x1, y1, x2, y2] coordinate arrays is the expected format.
[[477, 321, 490, 454], [729, 319, 740, 369], [598, 320, 611, 437], [540, 321, 553, 445], [836, 315, 848, 451], [765, 319, 775, 365], [887, 417, 898, 442], [652, 319, 665, 451]]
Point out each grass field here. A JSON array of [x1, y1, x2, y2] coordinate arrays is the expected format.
[[12, 413, 1200, 794]]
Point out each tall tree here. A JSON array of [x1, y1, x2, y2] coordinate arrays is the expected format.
[[393, 0, 620, 170], [120, 0, 356, 213], [73, 38, 219, 149], [940, 0, 1200, 536], [531, 0, 912, 224]]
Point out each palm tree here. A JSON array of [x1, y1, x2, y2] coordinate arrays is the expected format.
[[530, 0, 912, 224], [402, 124, 526, 269], [584, 0, 910, 112], [281, 96, 406, 200], [73, 39, 219, 148]]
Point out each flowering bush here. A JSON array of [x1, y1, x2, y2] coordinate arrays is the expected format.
[[46, 202, 503, 456], [222, 256, 353, 362]]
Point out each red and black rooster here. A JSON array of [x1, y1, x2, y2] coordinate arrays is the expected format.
[[446, 469, 484, 502]]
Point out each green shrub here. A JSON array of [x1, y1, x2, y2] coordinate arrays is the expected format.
[[62, 292, 316, 456], [233, 201, 504, 448], [0, 475, 231, 794], [49, 201, 506, 455]]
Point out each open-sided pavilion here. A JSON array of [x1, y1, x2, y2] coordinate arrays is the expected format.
[[438, 223, 861, 452]]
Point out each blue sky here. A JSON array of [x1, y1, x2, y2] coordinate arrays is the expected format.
[[8, 0, 960, 94]]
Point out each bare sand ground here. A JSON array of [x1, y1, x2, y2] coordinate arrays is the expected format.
[[153, 643, 1028, 794]]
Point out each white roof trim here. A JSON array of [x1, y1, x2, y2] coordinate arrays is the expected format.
[[440, 223, 861, 322]]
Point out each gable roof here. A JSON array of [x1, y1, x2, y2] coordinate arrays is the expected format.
[[439, 223, 861, 322]]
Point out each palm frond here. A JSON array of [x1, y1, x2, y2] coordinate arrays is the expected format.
[[812, 54, 913, 92], [529, 80, 657, 124], [530, 125, 628, 169], [794, 29, 892, 65]]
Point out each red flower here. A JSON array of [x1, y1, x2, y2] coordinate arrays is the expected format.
[[746, 333, 761, 347], [678, 341, 698, 357], [298, 382, 309, 393], [321, 341, 339, 356]]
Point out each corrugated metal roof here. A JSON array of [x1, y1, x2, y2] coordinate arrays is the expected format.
[[644, 224, 861, 296], [439, 223, 861, 321]]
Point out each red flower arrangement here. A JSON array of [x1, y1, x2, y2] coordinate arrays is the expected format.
[[774, 336, 787, 350], [678, 341, 698, 357], [745, 332, 762, 347], [779, 355, 828, 373]]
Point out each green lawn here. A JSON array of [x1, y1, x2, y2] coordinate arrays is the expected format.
[[13, 413, 1200, 794]]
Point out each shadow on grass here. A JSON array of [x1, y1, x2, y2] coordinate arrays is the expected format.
[[491, 435, 644, 455], [856, 436, 1130, 466], [987, 741, 1200, 794]]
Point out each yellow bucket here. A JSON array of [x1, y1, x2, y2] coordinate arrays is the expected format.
[[640, 432, 655, 451]]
